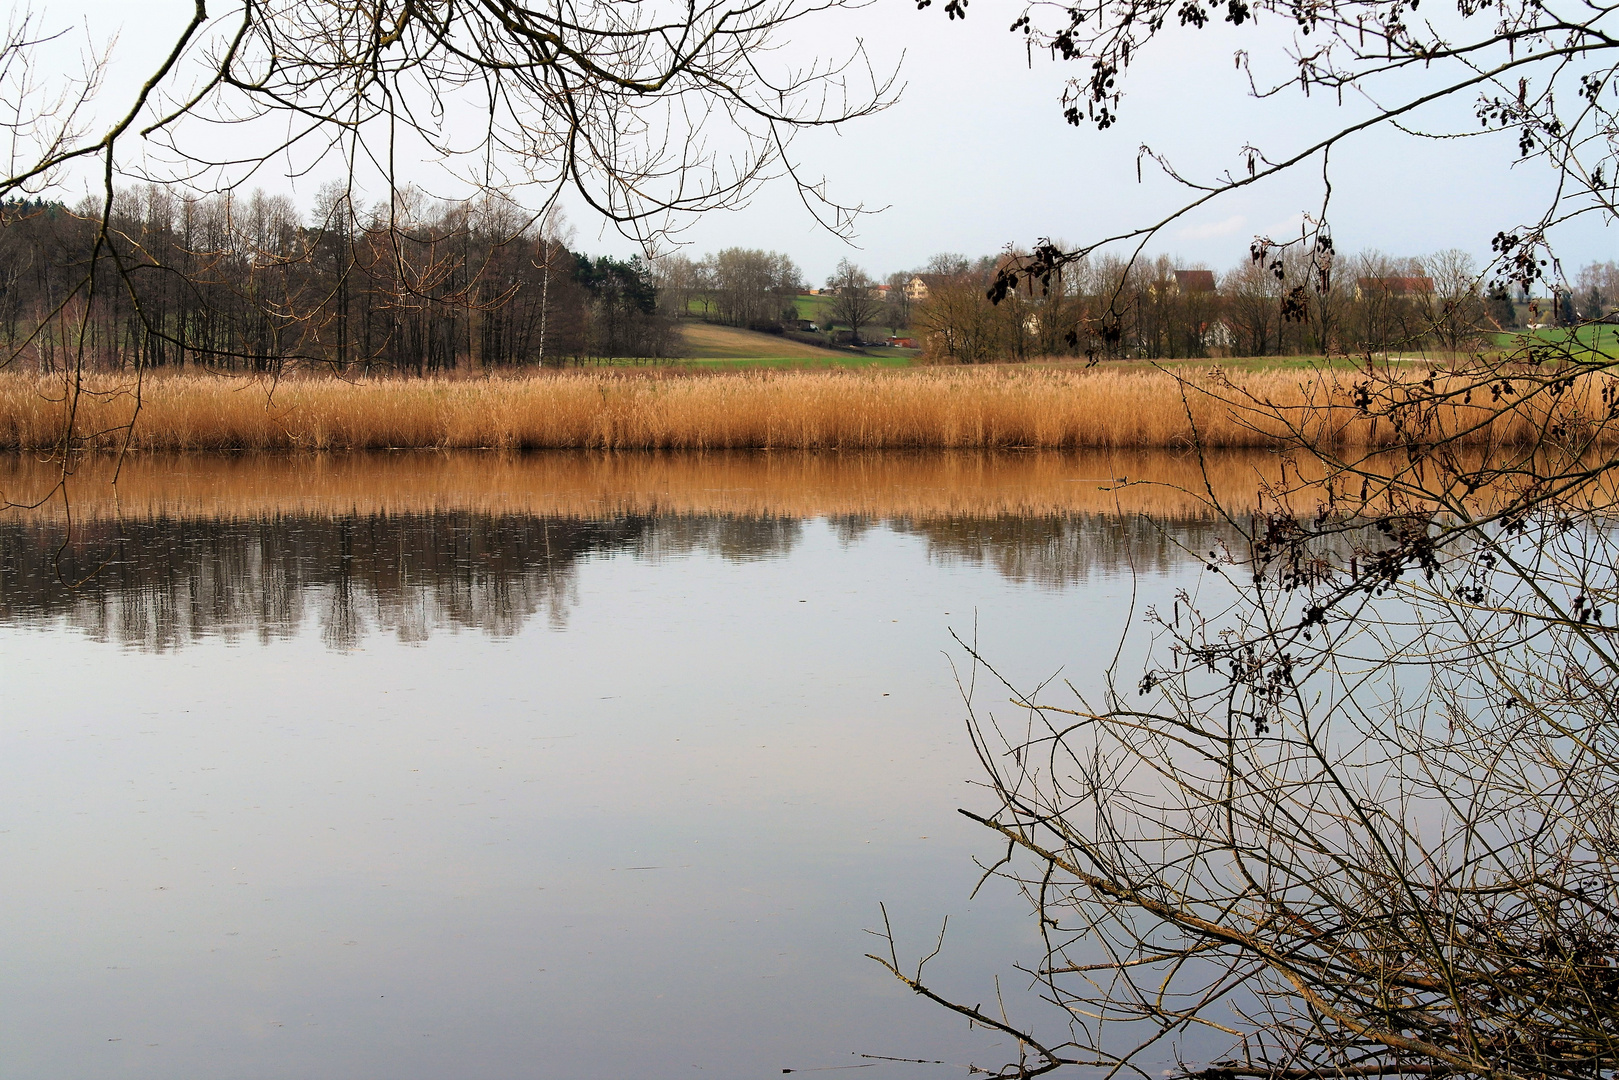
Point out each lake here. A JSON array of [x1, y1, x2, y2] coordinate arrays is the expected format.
[[0, 451, 1258, 1079]]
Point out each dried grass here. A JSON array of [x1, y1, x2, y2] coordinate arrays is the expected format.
[[0, 365, 1609, 452]]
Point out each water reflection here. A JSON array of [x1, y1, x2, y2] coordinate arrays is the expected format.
[[0, 509, 1234, 649], [0, 448, 1281, 521], [0, 452, 1253, 1080], [897, 512, 1229, 586]]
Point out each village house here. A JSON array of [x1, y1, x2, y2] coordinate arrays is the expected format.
[[903, 274, 967, 302], [1354, 276, 1434, 300], [1172, 269, 1216, 294], [1146, 269, 1217, 299]]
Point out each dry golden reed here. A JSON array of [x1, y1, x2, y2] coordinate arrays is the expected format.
[[2, 449, 1286, 523], [0, 365, 1610, 452]]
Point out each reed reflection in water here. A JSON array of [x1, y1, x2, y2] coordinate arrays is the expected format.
[[0, 449, 1261, 649], [0, 451, 1250, 1080]]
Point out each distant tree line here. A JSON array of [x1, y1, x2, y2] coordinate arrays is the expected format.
[[13, 187, 1615, 372], [653, 248, 900, 347], [0, 186, 677, 375], [652, 249, 806, 330], [907, 248, 1617, 362]]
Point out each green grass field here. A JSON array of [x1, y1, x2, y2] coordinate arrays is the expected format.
[[1491, 324, 1619, 356], [791, 293, 838, 324], [680, 294, 839, 325], [675, 295, 903, 345], [1030, 354, 1440, 374], [588, 345, 1424, 372]]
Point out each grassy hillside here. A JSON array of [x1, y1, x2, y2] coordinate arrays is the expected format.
[[681, 321, 845, 358], [676, 321, 910, 367], [791, 293, 837, 324]]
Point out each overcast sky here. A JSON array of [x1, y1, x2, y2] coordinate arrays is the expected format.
[[28, 1, 1612, 285]]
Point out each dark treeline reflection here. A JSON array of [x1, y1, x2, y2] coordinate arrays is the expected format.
[[0, 510, 1226, 650], [887, 513, 1230, 587]]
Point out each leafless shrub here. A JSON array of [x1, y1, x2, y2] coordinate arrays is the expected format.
[[877, 337, 1619, 1079]]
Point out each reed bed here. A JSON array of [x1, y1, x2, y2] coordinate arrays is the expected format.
[[2, 449, 1286, 522], [1, 365, 1612, 453]]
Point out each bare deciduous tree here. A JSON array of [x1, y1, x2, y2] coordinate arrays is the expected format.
[[6, 1, 892, 237], [827, 258, 881, 344], [1427, 249, 1488, 353], [703, 248, 805, 330]]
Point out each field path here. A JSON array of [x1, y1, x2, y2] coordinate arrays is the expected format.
[[679, 321, 850, 359]]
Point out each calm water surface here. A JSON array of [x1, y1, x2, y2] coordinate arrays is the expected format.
[[0, 453, 1239, 1079]]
